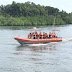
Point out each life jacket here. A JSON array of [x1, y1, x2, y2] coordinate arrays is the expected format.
[[39, 32, 42, 37], [49, 33, 52, 37], [52, 34, 56, 38], [33, 33, 36, 37], [28, 33, 30, 39], [36, 33, 38, 36], [35, 32, 39, 38], [45, 33, 48, 38], [43, 33, 46, 38]]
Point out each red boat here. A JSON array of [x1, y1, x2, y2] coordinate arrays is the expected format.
[[14, 27, 62, 45]]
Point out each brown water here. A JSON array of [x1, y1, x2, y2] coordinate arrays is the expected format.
[[0, 25, 72, 72]]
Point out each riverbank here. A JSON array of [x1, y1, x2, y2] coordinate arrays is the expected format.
[[0, 16, 70, 26], [0, 1, 72, 26]]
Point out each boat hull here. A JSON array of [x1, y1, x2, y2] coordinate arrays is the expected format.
[[14, 37, 62, 45]]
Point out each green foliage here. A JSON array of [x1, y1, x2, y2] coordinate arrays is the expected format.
[[0, 1, 72, 26]]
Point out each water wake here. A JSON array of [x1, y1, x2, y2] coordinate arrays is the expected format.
[[29, 43, 48, 46], [28, 42, 58, 47], [62, 38, 72, 42]]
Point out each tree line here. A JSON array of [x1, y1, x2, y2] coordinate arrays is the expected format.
[[0, 1, 72, 26]]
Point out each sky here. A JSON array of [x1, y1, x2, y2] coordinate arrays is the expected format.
[[0, 0, 72, 13]]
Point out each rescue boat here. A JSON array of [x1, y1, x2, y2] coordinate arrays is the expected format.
[[14, 27, 62, 45], [14, 37, 62, 45]]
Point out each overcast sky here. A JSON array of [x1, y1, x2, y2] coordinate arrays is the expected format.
[[0, 0, 72, 13]]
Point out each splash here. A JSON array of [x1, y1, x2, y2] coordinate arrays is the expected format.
[[28, 42, 58, 47], [62, 38, 72, 42], [29, 43, 48, 46]]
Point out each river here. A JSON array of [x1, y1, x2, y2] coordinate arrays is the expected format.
[[0, 25, 72, 72]]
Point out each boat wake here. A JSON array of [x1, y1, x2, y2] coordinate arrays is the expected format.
[[62, 38, 72, 42], [29, 43, 48, 46], [28, 42, 58, 47]]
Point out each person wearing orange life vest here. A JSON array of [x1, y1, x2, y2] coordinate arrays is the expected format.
[[39, 32, 42, 39], [28, 33, 31, 39], [33, 32, 36, 39], [49, 32, 52, 38], [35, 32, 39, 39], [45, 33, 48, 38], [52, 33, 56, 38], [43, 32, 46, 39]]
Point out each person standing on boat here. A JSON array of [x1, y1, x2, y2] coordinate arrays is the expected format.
[[39, 32, 42, 39]]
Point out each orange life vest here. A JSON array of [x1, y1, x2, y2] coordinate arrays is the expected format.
[[43, 33, 46, 38], [39, 32, 42, 37], [33, 33, 35, 37], [36, 32, 38, 36], [35, 32, 39, 38], [45, 33, 48, 38], [49, 33, 52, 37], [52, 34, 56, 38], [28, 33, 30, 38]]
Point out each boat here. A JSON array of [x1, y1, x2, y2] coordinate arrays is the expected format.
[[14, 27, 62, 45], [14, 37, 62, 45]]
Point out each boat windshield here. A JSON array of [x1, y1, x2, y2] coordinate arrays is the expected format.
[[29, 27, 40, 31]]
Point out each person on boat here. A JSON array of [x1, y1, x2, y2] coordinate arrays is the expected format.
[[35, 32, 39, 39], [45, 33, 48, 38], [28, 33, 31, 39], [33, 32, 36, 39], [49, 32, 52, 38], [43, 32, 46, 39], [43, 32, 45, 39], [39, 32, 42, 39], [52, 33, 57, 38]]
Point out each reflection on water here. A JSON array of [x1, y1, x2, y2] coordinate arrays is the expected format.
[[12, 42, 72, 72], [11, 42, 63, 72], [14, 43, 59, 65], [16, 43, 57, 52]]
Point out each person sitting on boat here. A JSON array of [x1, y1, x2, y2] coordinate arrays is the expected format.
[[39, 32, 42, 39], [43, 32, 46, 39], [33, 32, 36, 39], [49, 32, 52, 38], [28, 33, 31, 39], [45, 33, 48, 38], [35, 32, 39, 39], [52, 33, 57, 38]]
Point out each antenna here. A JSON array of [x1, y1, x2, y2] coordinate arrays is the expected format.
[[52, 10, 57, 29]]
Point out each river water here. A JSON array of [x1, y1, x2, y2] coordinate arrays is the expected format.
[[0, 25, 72, 72]]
